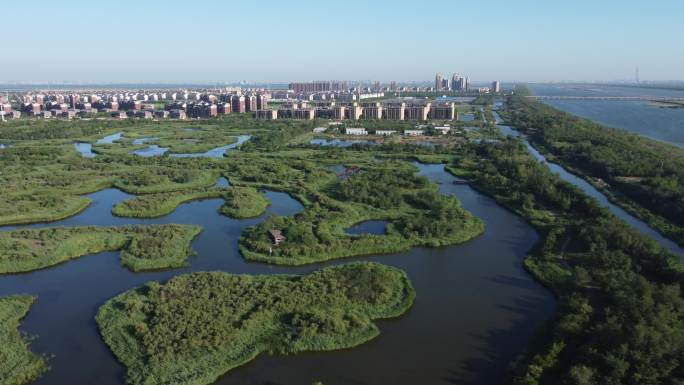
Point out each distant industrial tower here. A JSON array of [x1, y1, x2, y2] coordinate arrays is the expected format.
[[635, 66, 640, 84]]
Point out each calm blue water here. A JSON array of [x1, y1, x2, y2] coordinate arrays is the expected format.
[[170, 135, 251, 158], [130, 145, 169, 157], [529, 84, 684, 147], [74, 142, 96, 158], [216, 177, 230, 187], [310, 138, 377, 147], [77, 135, 251, 158], [76, 133, 124, 158], [345, 220, 388, 235], [132, 137, 159, 145], [95, 132, 123, 144]]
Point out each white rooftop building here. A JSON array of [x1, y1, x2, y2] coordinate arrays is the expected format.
[[345, 127, 368, 136], [376, 130, 397, 136], [403, 129, 425, 136]]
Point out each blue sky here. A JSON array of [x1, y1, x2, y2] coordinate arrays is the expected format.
[[2, 0, 682, 83]]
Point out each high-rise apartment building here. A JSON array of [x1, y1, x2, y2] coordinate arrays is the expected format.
[[245, 95, 257, 112], [405, 103, 431, 120], [384, 103, 406, 120], [361, 102, 382, 119], [435, 73, 444, 91], [256, 94, 268, 110], [430, 102, 456, 120], [231, 95, 246, 113]]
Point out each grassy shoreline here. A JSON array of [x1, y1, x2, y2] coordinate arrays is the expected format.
[[112, 188, 226, 218], [0, 224, 201, 274], [0, 197, 92, 227], [0, 295, 48, 385], [112, 186, 271, 219]]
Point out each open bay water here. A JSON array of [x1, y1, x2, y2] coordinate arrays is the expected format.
[[529, 84, 684, 147]]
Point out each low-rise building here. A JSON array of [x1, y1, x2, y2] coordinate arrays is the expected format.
[[375, 130, 396, 136], [345, 127, 368, 135], [403, 129, 425, 136], [313, 127, 327, 133], [434, 125, 451, 135], [269, 229, 285, 246]]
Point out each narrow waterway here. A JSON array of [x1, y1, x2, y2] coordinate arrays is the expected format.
[[0, 166, 555, 385], [170, 135, 252, 158], [493, 111, 684, 257]]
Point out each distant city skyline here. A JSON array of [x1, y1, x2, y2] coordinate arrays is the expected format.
[[2, 0, 682, 83]]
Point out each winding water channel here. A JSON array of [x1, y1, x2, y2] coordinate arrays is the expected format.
[[0, 163, 555, 385], [493, 111, 684, 257]]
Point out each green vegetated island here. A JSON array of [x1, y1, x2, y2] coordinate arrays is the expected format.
[[0, 224, 200, 273], [112, 186, 270, 219], [240, 162, 484, 265], [96, 262, 414, 385], [0, 295, 48, 385]]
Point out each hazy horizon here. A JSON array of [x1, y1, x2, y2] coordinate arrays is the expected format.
[[3, 0, 682, 83]]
